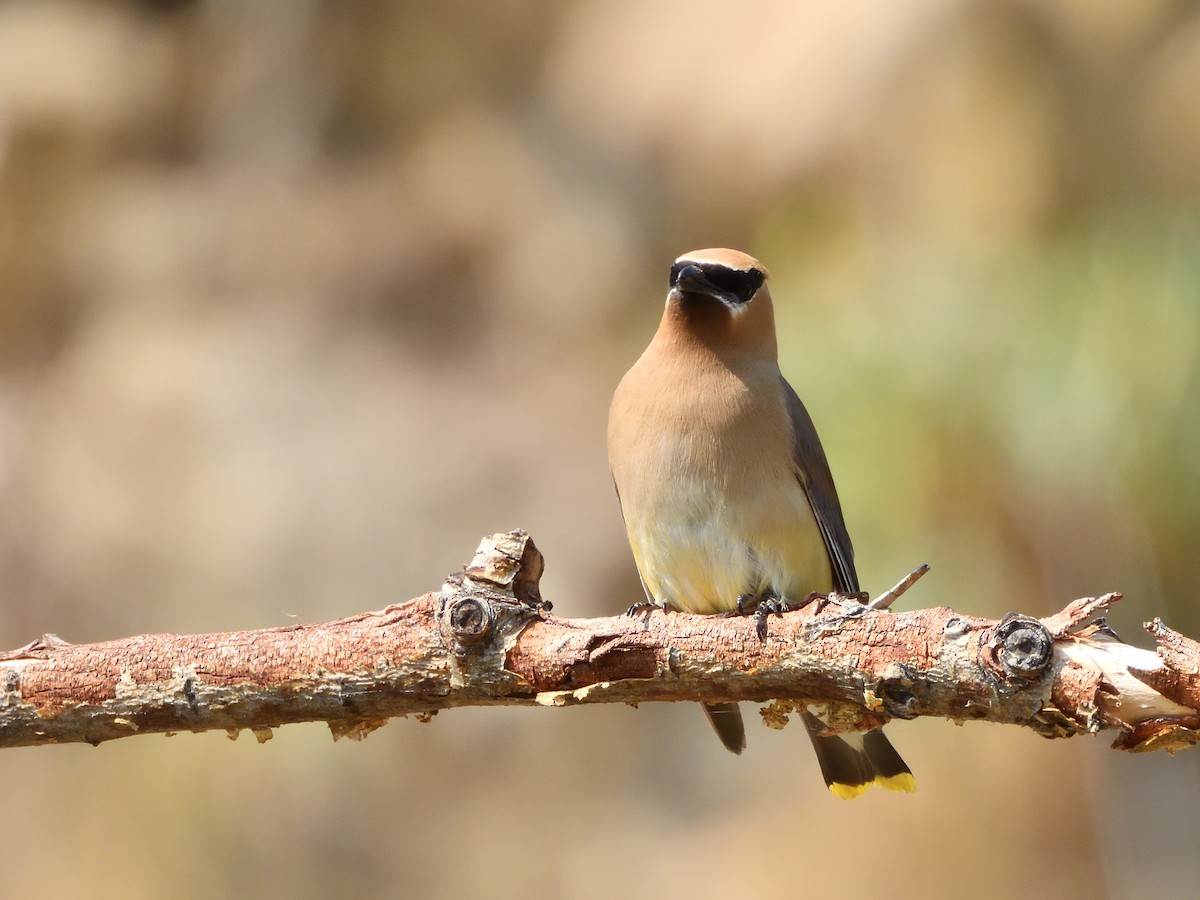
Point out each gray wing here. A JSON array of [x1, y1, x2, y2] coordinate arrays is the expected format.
[[781, 376, 859, 594], [611, 478, 657, 605]]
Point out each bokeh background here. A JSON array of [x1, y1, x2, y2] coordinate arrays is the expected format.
[[2, 1, 1199, 897]]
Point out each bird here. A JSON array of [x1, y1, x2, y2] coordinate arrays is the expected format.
[[607, 248, 914, 798]]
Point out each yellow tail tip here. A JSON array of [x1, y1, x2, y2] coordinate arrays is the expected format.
[[879, 773, 917, 794], [828, 773, 916, 799], [828, 783, 870, 800]]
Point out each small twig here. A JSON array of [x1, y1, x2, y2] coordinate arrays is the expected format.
[[868, 563, 931, 610]]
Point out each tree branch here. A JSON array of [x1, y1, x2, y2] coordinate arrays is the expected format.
[[2, 531, 1198, 753]]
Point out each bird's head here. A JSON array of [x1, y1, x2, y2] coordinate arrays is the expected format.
[[663, 248, 776, 357]]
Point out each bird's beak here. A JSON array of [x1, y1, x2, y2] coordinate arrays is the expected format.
[[673, 265, 738, 308]]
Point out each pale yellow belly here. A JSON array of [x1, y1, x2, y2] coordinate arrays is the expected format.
[[626, 480, 833, 615]]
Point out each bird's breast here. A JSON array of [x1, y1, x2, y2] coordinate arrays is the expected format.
[[609, 353, 832, 615]]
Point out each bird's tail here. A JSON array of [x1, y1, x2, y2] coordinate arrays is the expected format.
[[803, 711, 915, 798], [702, 702, 746, 754]]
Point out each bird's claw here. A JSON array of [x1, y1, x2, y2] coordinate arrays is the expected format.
[[626, 600, 667, 617], [801, 590, 831, 614], [729, 589, 871, 640], [803, 589, 869, 616], [802, 591, 875, 636], [720, 591, 788, 641], [829, 590, 870, 616], [753, 595, 790, 642]]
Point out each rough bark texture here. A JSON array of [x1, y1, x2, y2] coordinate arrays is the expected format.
[[2, 531, 1198, 753]]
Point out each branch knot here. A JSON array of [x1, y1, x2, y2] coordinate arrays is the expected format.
[[991, 613, 1054, 680], [446, 597, 495, 645]]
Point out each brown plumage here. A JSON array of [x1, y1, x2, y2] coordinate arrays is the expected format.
[[608, 248, 914, 797]]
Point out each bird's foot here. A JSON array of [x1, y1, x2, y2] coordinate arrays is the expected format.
[[754, 595, 792, 642], [720, 591, 788, 642], [802, 589, 869, 616], [723, 593, 762, 617], [829, 590, 870, 615], [800, 590, 831, 614], [626, 599, 670, 617], [804, 591, 874, 634]]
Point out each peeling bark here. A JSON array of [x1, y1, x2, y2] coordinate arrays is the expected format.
[[1, 531, 1198, 754]]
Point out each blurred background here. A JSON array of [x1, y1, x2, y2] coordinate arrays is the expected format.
[[2, 1, 1199, 897]]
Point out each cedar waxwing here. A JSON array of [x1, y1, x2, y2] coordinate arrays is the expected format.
[[608, 248, 914, 798]]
